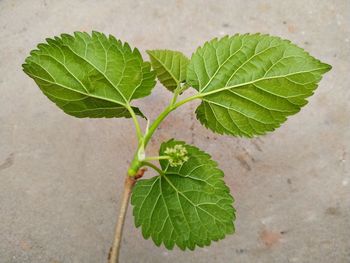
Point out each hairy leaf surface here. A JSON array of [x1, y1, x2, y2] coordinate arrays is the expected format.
[[131, 139, 235, 250], [147, 50, 189, 91], [23, 31, 156, 118], [187, 34, 331, 137]]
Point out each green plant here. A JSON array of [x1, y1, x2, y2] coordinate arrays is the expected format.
[[22, 31, 331, 262]]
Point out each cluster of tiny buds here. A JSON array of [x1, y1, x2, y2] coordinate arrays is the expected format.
[[164, 144, 189, 167]]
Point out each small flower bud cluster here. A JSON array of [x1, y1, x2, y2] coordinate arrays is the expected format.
[[164, 144, 189, 167]]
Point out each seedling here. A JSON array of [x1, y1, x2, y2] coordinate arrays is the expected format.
[[23, 32, 331, 262]]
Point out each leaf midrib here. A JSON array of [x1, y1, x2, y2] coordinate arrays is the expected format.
[[28, 44, 132, 108], [47, 37, 132, 105], [148, 51, 180, 85], [197, 67, 328, 99], [63, 41, 131, 105], [26, 71, 127, 107], [199, 36, 246, 92], [160, 173, 228, 224]]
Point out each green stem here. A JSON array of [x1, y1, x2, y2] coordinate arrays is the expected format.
[[128, 90, 201, 177], [170, 84, 181, 106], [126, 104, 143, 141], [144, 94, 201, 146], [141, 161, 164, 175], [144, 156, 170, 162]]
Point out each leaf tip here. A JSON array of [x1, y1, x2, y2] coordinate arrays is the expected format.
[[324, 62, 332, 72]]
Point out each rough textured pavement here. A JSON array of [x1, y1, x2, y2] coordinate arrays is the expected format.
[[0, 0, 349, 262]]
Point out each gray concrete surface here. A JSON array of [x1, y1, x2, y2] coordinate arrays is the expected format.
[[0, 0, 349, 262]]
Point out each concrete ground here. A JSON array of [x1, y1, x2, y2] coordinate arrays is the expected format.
[[0, 0, 349, 262]]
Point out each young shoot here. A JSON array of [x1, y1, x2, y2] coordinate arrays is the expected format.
[[22, 31, 331, 263]]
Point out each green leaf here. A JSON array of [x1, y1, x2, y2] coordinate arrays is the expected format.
[[187, 34, 331, 137], [22, 31, 156, 118], [147, 50, 189, 92], [131, 139, 235, 250]]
